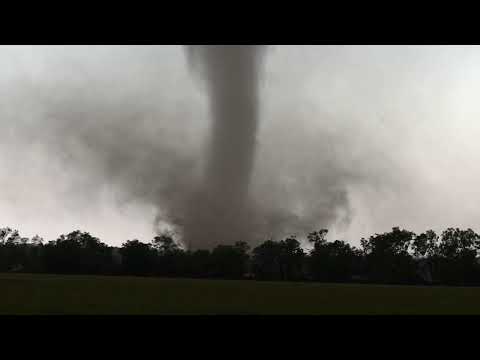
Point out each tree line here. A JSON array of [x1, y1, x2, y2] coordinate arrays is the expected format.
[[1, 226, 480, 286]]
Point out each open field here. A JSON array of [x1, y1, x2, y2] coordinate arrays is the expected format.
[[1, 273, 480, 315]]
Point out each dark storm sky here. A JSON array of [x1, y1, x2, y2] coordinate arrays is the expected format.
[[1, 45, 479, 246]]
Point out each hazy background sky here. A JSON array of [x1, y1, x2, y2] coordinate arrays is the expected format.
[[1, 45, 480, 247]]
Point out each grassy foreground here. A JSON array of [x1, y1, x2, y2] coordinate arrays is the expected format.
[[1, 273, 480, 315]]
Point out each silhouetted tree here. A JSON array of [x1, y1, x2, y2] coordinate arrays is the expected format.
[[279, 236, 305, 281], [361, 227, 418, 284], [252, 240, 284, 280], [0, 227, 28, 272], [309, 238, 360, 282], [152, 232, 180, 254], [43, 231, 113, 275], [412, 230, 439, 258], [411, 230, 439, 284], [2, 222, 480, 286], [435, 228, 480, 285], [151, 232, 186, 277], [210, 241, 250, 279], [186, 249, 212, 278], [252, 237, 305, 281], [120, 239, 155, 276], [307, 229, 329, 248]]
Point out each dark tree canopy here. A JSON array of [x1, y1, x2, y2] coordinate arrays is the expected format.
[[2, 224, 480, 286], [360, 227, 418, 284], [309, 238, 361, 283], [43, 231, 114, 275], [252, 236, 305, 281], [120, 239, 155, 276]]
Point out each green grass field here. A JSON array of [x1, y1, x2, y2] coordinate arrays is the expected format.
[[1, 273, 480, 314]]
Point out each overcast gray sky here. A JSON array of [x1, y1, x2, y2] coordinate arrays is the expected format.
[[1, 45, 480, 247]]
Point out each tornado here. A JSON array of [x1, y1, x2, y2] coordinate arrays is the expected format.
[[184, 45, 266, 249]]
